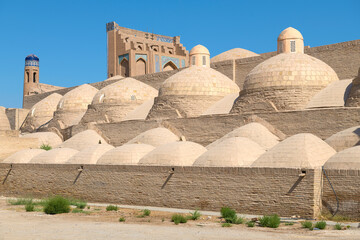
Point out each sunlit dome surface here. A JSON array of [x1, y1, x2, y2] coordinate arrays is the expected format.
[[20, 132, 63, 148], [126, 127, 179, 147], [66, 144, 114, 164], [325, 126, 360, 152], [30, 148, 79, 164], [324, 146, 360, 170], [3, 149, 45, 163], [57, 130, 107, 151], [211, 48, 259, 63], [57, 84, 98, 111]]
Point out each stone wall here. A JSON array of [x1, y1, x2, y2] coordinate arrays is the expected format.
[[0, 163, 321, 218], [0, 136, 38, 160], [23, 40, 360, 109], [5, 108, 29, 130], [91, 107, 360, 147], [322, 169, 360, 219]]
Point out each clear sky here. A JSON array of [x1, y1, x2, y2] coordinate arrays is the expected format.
[[0, 0, 359, 108]]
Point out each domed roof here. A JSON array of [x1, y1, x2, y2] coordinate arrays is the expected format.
[[194, 137, 265, 167], [25, 54, 39, 61], [24, 93, 62, 129], [138, 141, 207, 166], [244, 53, 339, 91], [211, 48, 259, 63], [104, 75, 124, 82], [57, 130, 107, 151], [30, 148, 79, 164], [0, 106, 11, 130], [207, 122, 280, 150], [324, 146, 360, 170], [57, 84, 98, 111], [20, 132, 63, 148], [159, 66, 239, 96], [278, 27, 303, 41], [3, 149, 45, 163], [190, 45, 210, 55], [126, 127, 180, 147], [97, 144, 155, 165], [306, 79, 352, 109], [66, 144, 114, 164], [92, 78, 158, 105], [252, 133, 336, 168], [325, 126, 360, 152]]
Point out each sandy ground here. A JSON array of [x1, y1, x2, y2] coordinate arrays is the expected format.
[[0, 199, 359, 240]]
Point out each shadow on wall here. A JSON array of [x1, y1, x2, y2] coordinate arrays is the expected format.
[[354, 127, 360, 146], [344, 82, 353, 102]]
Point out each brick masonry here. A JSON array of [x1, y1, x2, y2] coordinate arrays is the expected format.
[[0, 163, 321, 218]]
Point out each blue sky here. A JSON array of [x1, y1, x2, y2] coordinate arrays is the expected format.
[[0, 0, 359, 108]]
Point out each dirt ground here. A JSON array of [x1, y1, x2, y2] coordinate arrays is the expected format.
[[0, 198, 359, 240]]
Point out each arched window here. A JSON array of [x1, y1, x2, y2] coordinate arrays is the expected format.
[[202, 56, 206, 66], [192, 56, 196, 65], [136, 58, 146, 76], [290, 40, 296, 53], [163, 61, 178, 72], [33, 72, 37, 83], [120, 59, 129, 77], [26, 72, 29, 82]]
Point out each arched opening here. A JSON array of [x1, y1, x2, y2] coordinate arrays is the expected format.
[[163, 61, 177, 72], [135, 58, 146, 76], [33, 72, 37, 83], [26, 72, 29, 82], [120, 59, 129, 77]]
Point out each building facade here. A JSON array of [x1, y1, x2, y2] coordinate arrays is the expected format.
[[106, 22, 189, 78]]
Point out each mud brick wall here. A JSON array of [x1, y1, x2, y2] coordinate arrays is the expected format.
[[322, 169, 360, 219], [0, 164, 321, 218]]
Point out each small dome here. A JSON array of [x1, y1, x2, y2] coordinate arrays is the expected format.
[[92, 78, 158, 105], [190, 45, 210, 56], [97, 144, 155, 165], [325, 126, 360, 152], [194, 137, 265, 167], [211, 48, 259, 63], [252, 133, 336, 168], [278, 27, 303, 41], [30, 148, 79, 164], [160, 66, 239, 97], [207, 122, 280, 150], [66, 144, 114, 164], [306, 79, 352, 109], [3, 149, 45, 163], [0, 106, 11, 130], [25, 54, 39, 61], [138, 141, 207, 166], [57, 84, 98, 111], [57, 130, 107, 151], [20, 132, 63, 148], [126, 127, 180, 147], [22, 93, 62, 131], [324, 146, 360, 170]]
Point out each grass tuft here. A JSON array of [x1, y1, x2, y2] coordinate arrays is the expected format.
[[259, 214, 280, 228], [43, 196, 70, 215], [301, 221, 313, 229], [285, 222, 294, 226], [187, 210, 201, 220], [106, 205, 118, 211], [334, 223, 342, 230], [314, 221, 326, 230], [222, 223, 232, 227], [119, 217, 126, 222], [25, 203, 34, 212], [171, 214, 187, 225], [246, 221, 255, 227], [142, 209, 151, 216], [40, 144, 52, 151]]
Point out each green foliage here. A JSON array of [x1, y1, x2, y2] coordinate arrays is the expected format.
[[222, 223, 232, 227], [334, 223, 342, 230], [188, 210, 201, 220], [315, 221, 326, 230], [106, 205, 118, 211], [142, 209, 151, 216], [347, 225, 351, 229], [119, 217, 126, 222], [301, 221, 313, 229], [162, 218, 165, 222], [25, 203, 34, 212], [259, 215, 280, 228], [171, 214, 187, 225], [8, 198, 33, 205], [246, 221, 255, 227], [69, 199, 87, 209], [40, 144, 52, 151], [220, 207, 237, 220], [285, 222, 294, 226], [43, 196, 70, 215], [72, 208, 84, 213]]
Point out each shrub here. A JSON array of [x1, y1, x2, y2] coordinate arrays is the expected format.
[[171, 214, 187, 225], [334, 223, 342, 230], [301, 221, 313, 229], [69, 199, 87, 209], [259, 215, 280, 228], [315, 221, 326, 230], [142, 209, 151, 216], [25, 203, 34, 212], [119, 217, 126, 222], [106, 205, 118, 211], [40, 144, 52, 151], [188, 210, 201, 220], [222, 223, 232, 227], [220, 207, 237, 220], [347, 225, 351, 229], [43, 196, 70, 214], [246, 221, 255, 227]]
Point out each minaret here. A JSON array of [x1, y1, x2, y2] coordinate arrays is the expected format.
[[23, 54, 39, 107]]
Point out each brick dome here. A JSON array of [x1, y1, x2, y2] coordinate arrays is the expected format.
[[211, 48, 259, 63]]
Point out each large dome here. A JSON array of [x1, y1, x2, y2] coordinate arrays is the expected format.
[[126, 127, 179, 147], [57, 130, 107, 151], [232, 53, 339, 112], [324, 146, 360, 170], [211, 48, 259, 63], [57, 84, 98, 111], [159, 66, 239, 97]]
